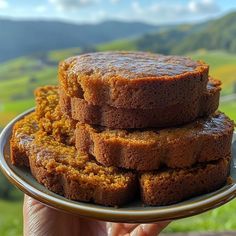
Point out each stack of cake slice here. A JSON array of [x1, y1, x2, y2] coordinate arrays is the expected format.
[[11, 52, 234, 206]]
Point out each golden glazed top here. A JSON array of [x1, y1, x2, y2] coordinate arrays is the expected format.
[[64, 51, 208, 80]]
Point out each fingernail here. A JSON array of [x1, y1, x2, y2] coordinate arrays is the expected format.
[[106, 222, 112, 236], [130, 226, 141, 236], [141, 224, 148, 233], [130, 230, 136, 236]]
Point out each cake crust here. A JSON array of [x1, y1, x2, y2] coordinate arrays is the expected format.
[[59, 51, 209, 109], [59, 78, 220, 129]]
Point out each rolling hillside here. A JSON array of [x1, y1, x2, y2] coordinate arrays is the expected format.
[[0, 48, 235, 129], [175, 12, 236, 54], [98, 12, 236, 55], [0, 48, 81, 126]]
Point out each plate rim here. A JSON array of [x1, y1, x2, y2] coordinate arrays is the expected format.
[[0, 108, 236, 223]]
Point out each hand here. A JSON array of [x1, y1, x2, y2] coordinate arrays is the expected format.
[[23, 195, 170, 236]]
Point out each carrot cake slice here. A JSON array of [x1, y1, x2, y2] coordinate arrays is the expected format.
[[140, 157, 230, 205], [59, 78, 220, 129], [76, 112, 233, 171], [10, 113, 137, 206], [59, 51, 209, 109]]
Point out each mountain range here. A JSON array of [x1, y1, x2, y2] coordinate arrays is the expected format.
[[0, 11, 236, 61], [0, 19, 164, 62]]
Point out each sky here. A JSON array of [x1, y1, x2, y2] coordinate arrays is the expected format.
[[0, 0, 235, 24]]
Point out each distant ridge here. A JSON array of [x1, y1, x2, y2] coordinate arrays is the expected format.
[[1, 11, 236, 62], [0, 19, 160, 62]]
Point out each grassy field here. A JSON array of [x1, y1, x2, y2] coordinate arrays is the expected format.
[[166, 200, 236, 232], [0, 48, 82, 129], [189, 50, 236, 95], [220, 100, 236, 120], [97, 38, 138, 51], [1, 198, 236, 235], [0, 200, 23, 236]]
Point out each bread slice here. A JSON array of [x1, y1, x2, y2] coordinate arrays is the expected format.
[[59, 51, 209, 109], [59, 78, 220, 129], [76, 112, 234, 171], [141, 157, 230, 206], [10, 113, 137, 206]]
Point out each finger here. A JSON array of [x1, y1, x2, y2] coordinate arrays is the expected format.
[[107, 223, 139, 236], [130, 221, 171, 236], [24, 195, 107, 236], [24, 195, 80, 236], [23, 195, 49, 236]]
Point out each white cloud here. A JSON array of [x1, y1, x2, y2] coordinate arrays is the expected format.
[[97, 9, 106, 17], [88, 9, 107, 22], [131, 1, 143, 14], [0, 0, 8, 9], [188, 0, 219, 13], [35, 5, 47, 13], [49, 0, 96, 11], [129, 0, 220, 23], [148, 0, 220, 16]]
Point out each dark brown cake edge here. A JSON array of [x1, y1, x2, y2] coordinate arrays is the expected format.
[[59, 78, 220, 129], [140, 156, 231, 206]]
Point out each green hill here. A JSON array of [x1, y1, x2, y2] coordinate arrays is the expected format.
[[98, 12, 236, 55], [189, 50, 236, 93], [97, 25, 197, 53], [175, 12, 236, 54]]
